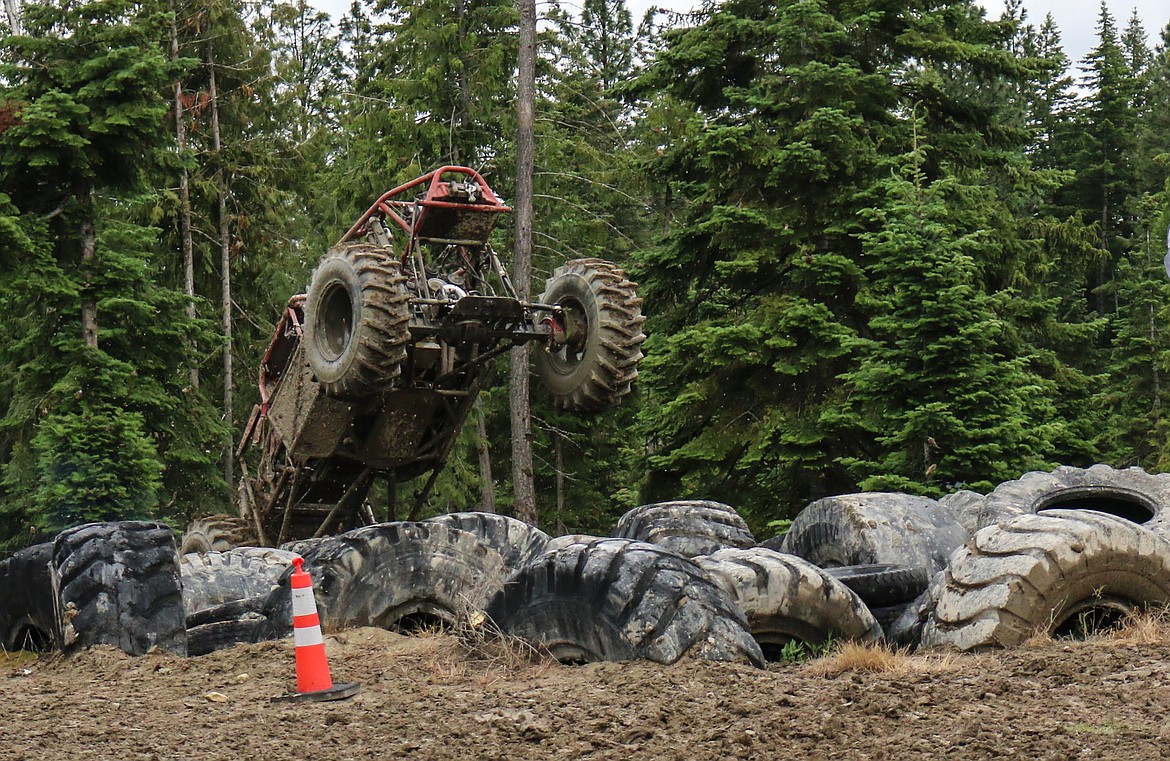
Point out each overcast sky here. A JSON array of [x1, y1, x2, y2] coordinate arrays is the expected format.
[[314, 0, 1168, 72]]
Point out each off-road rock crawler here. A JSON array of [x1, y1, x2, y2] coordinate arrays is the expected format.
[[223, 167, 645, 546]]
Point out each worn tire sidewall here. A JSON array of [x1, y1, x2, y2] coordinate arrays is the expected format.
[[304, 255, 363, 387]]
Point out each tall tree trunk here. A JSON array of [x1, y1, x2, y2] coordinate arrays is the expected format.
[[554, 430, 565, 532], [172, 6, 198, 390], [3, 0, 21, 35], [509, 0, 537, 525], [79, 187, 98, 350], [475, 402, 495, 512], [453, 0, 472, 164], [209, 43, 233, 485]]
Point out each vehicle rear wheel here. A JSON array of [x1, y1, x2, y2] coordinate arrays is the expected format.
[[304, 243, 410, 400], [535, 258, 646, 412]]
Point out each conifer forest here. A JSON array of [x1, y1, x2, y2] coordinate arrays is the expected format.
[[1, 0, 1168, 548]]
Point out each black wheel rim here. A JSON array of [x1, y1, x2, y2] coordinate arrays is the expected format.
[[548, 296, 589, 372], [319, 281, 353, 360]]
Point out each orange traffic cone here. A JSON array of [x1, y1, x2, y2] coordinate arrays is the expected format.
[[272, 556, 359, 703]]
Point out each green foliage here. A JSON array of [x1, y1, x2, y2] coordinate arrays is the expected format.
[[777, 635, 835, 663], [31, 353, 163, 529], [2, 0, 1169, 542], [0, 0, 174, 211], [831, 146, 1058, 493]]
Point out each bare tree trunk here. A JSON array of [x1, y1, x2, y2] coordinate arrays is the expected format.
[[172, 6, 198, 390], [4, 0, 21, 35], [554, 430, 565, 531], [509, 0, 537, 525], [79, 188, 98, 350], [475, 402, 495, 512], [209, 44, 233, 485]]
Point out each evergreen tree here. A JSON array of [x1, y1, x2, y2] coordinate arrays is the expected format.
[[631, 0, 1063, 525], [332, 0, 518, 209], [831, 146, 1058, 493], [0, 0, 225, 538]]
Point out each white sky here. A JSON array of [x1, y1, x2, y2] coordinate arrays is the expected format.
[[313, 0, 1168, 70]]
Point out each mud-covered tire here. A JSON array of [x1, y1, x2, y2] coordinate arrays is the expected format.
[[921, 510, 1170, 651], [179, 548, 298, 615], [187, 618, 265, 656], [694, 549, 882, 659], [883, 587, 935, 648], [543, 534, 606, 554], [939, 490, 986, 536], [280, 537, 327, 557], [824, 564, 930, 608], [262, 522, 508, 636], [424, 512, 550, 571], [781, 493, 967, 574], [0, 542, 56, 651], [52, 521, 187, 657], [758, 534, 787, 552], [304, 243, 410, 400], [613, 500, 755, 558], [487, 538, 764, 666], [186, 596, 269, 656], [975, 464, 1170, 531], [179, 514, 255, 554], [535, 258, 646, 412]]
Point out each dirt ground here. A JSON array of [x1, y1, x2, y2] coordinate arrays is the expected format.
[[5, 627, 1170, 760]]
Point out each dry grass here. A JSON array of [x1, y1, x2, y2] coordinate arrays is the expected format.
[[1092, 608, 1170, 646], [1024, 605, 1170, 648], [804, 641, 964, 678], [1022, 626, 1055, 648], [447, 594, 556, 680]]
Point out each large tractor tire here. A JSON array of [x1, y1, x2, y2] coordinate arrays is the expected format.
[[921, 510, 1170, 651], [782, 492, 967, 575], [0, 542, 56, 652], [179, 547, 297, 615], [938, 490, 987, 536], [179, 514, 255, 554], [613, 500, 755, 558], [52, 522, 187, 657], [543, 534, 606, 554], [424, 512, 550, 571], [303, 243, 410, 400], [186, 596, 270, 656], [974, 464, 1170, 531], [535, 258, 646, 412], [486, 538, 764, 666], [262, 522, 508, 636], [823, 563, 930, 609], [694, 549, 882, 660]]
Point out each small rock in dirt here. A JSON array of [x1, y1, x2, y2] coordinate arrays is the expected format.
[[204, 691, 230, 702]]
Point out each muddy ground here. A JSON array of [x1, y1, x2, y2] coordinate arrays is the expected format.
[[4, 627, 1170, 760]]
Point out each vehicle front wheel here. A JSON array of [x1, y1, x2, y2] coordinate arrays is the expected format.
[[535, 258, 645, 413]]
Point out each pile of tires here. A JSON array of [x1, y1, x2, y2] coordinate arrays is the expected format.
[[9, 463, 1170, 665]]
